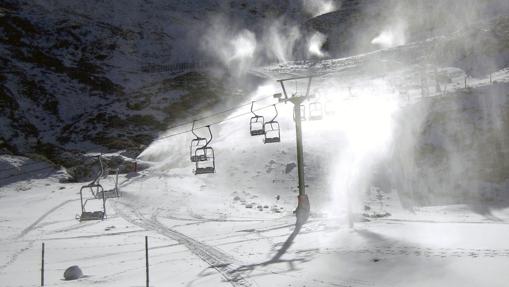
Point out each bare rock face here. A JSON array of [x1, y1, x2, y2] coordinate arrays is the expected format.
[[63, 265, 83, 281]]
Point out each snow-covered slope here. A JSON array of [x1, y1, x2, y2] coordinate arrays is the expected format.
[[2, 71, 509, 285], [1, 1, 509, 286], [0, 0, 306, 161]]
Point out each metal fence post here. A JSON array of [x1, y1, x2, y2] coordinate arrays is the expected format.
[[41, 242, 45, 286], [145, 236, 149, 287]]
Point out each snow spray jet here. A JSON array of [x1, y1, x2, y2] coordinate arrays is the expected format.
[[361, 0, 509, 210], [141, 13, 311, 170], [371, 19, 407, 49], [261, 18, 301, 63], [302, 0, 339, 17], [317, 79, 400, 220], [200, 17, 257, 76], [307, 31, 328, 58]]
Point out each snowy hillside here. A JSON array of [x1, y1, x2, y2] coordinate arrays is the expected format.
[[0, 0, 307, 165], [1, 0, 509, 286], [2, 70, 509, 286]]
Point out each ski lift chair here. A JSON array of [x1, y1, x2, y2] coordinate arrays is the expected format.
[[264, 105, 281, 144], [250, 101, 265, 136], [78, 184, 106, 221], [300, 104, 306, 121], [293, 104, 307, 121], [264, 121, 281, 143], [309, 102, 323, 120], [78, 155, 105, 199], [95, 168, 120, 199], [190, 120, 208, 162], [194, 125, 216, 175], [87, 156, 119, 199], [194, 146, 215, 174], [324, 100, 335, 116]]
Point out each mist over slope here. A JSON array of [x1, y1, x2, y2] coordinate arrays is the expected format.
[[1, 0, 508, 207], [0, 0, 305, 161], [1, 2, 509, 286]]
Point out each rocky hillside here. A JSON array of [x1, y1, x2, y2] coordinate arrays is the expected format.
[[1, 0, 508, 193], [0, 0, 308, 165]]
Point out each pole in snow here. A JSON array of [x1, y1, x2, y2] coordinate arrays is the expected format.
[[145, 236, 149, 287], [41, 242, 45, 286]]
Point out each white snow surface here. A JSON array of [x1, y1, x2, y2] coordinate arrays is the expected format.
[[2, 157, 509, 287], [2, 68, 509, 286]]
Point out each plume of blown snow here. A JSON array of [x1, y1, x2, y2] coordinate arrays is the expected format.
[[308, 31, 328, 58], [302, 0, 338, 17], [200, 17, 257, 75], [371, 20, 407, 49], [262, 19, 301, 63]]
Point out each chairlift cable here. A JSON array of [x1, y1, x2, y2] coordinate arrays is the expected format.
[[155, 102, 282, 141], [163, 94, 275, 133]]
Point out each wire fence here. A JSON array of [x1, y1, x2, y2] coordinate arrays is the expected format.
[[29, 235, 171, 287], [140, 61, 214, 74]]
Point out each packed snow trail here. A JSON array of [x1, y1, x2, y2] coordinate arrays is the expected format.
[[113, 201, 255, 287], [0, 199, 78, 274], [16, 199, 78, 239]]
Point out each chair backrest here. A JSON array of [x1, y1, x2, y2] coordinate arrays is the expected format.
[[309, 102, 323, 120], [250, 115, 265, 135], [264, 121, 280, 143], [195, 147, 215, 174], [190, 137, 207, 162]]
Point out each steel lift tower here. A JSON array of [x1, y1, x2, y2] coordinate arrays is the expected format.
[[275, 75, 314, 225]]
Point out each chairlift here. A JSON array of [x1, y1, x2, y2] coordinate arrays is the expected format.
[[264, 105, 281, 144], [324, 102, 336, 116], [88, 156, 119, 199], [249, 101, 265, 136], [309, 101, 323, 120], [78, 185, 106, 221], [95, 168, 120, 199], [78, 172, 106, 221], [194, 125, 215, 175], [77, 155, 105, 200], [190, 120, 208, 162]]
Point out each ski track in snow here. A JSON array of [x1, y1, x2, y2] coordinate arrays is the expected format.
[[0, 241, 34, 273], [113, 201, 255, 287], [0, 199, 79, 273], [319, 245, 509, 259], [16, 199, 78, 239]]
